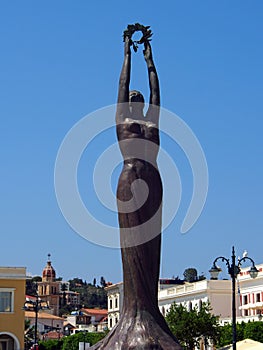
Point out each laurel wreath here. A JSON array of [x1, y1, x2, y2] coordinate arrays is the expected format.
[[123, 23, 152, 52]]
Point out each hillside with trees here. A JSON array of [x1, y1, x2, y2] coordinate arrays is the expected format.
[[68, 277, 107, 308], [25, 276, 108, 316]]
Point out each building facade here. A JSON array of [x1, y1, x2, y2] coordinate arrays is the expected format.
[[237, 263, 263, 320], [105, 282, 123, 330], [25, 310, 64, 338], [66, 308, 108, 333], [106, 264, 263, 330], [0, 267, 26, 350], [37, 254, 60, 316], [158, 279, 232, 318], [60, 289, 80, 307], [37, 256, 80, 315]]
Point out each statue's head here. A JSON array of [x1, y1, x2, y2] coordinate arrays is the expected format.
[[129, 90, 144, 104], [129, 90, 144, 118]]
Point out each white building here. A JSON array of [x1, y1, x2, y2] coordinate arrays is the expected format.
[[236, 263, 263, 321], [66, 308, 108, 333], [158, 279, 232, 319], [105, 282, 123, 330], [106, 264, 263, 330], [106, 279, 233, 330], [25, 310, 64, 335]]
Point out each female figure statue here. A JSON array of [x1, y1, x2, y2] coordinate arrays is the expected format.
[[91, 26, 181, 350]]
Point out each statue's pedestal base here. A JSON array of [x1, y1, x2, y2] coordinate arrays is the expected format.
[[90, 309, 182, 350]]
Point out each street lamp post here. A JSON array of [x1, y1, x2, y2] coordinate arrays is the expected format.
[[209, 246, 258, 350], [23, 294, 49, 349]]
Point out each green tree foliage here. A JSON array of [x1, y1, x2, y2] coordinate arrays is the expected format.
[[218, 323, 233, 347], [183, 268, 206, 283], [218, 321, 263, 347], [183, 268, 198, 282], [68, 278, 107, 309], [100, 276, 106, 288], [218, 322, 246, 348], [69, 278, 85, 289], [38, 339, 63, 350], [166, 303, 197, 350], [197, 302, 220, 342], [55, 277, 63, 281], [26, 276, 42, 295], [60, 283, 68, 291], [25, 319, 31, 330], [59, 304, 75, 317], [38, 332, 106, 350], [244, 321, 263, 343], [59, 284, 68, 310], [166, 302, 220, 350], [62, 332, 106, 350]]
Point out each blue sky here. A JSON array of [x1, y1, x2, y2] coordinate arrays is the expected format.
[[1, 1, 263, 283]]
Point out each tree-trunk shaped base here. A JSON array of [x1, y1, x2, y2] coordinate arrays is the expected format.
[[90, 309, 182, 350]]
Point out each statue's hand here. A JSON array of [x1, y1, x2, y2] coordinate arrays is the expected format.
[[143, 41, 152, 61]]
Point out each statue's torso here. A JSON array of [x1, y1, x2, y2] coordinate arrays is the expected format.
[[117, 118, 160, 164]]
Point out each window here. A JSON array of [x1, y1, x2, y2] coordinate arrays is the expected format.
[[256, 293, 261, 303], [115, 297, 118, 309], [0, 335, 14, 350], [244, 310, 248, 316], [0, 289, 14, 312], [243, 295, 248, 305], [109, 299, 113, 310]]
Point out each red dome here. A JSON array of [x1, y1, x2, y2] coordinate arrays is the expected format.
[[42, 254, 56, 281]]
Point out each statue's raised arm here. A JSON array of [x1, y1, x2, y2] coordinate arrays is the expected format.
[[116, 36, 132, 123], [144, 39, 160, 125], [116, 23, 160, 126]]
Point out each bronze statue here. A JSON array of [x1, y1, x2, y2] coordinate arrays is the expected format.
[[91, 24, 182, 350]]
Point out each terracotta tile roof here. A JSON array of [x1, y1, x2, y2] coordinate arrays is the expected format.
[[81, 308, 108, 316], [24, 311, 64, 320], [43, 331, 63, 339]]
